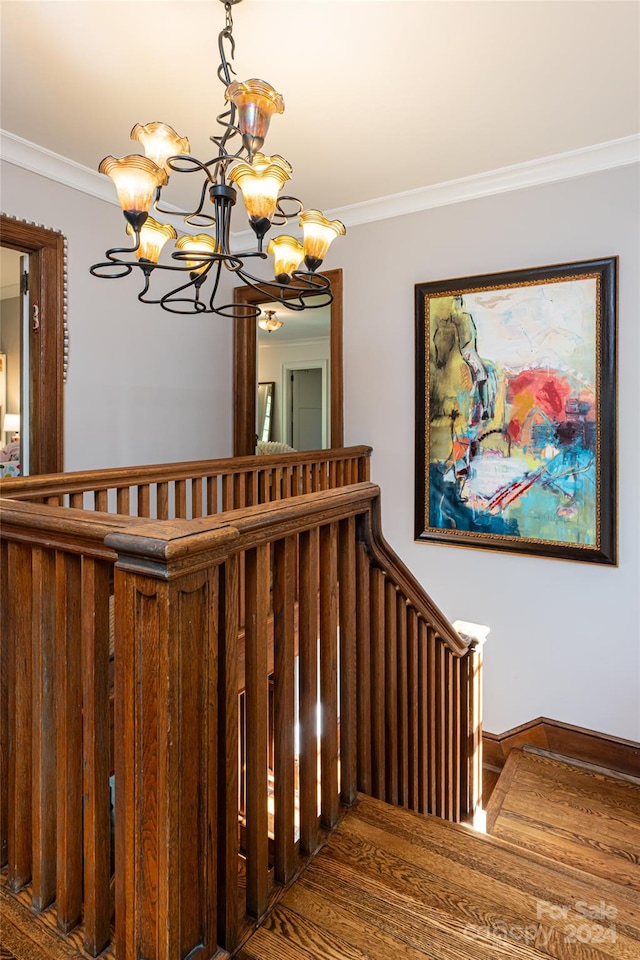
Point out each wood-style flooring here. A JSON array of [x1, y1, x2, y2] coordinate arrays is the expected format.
[[3, 749, 639, 960], [238, 775, 640, 959]]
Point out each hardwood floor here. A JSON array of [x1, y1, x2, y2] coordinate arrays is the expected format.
[[4, 749, 639, 960], [238, 788, 639, 959], [485, 747, 640, 890]]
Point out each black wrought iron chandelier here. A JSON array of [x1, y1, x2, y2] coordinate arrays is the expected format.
[[90, 0, 345, 317]]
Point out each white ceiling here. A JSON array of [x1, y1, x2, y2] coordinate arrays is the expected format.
[[1, 1, 639, 220]]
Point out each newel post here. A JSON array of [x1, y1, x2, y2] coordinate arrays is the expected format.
[[454, 621, 487, 825], [105, 520, 239, 960]]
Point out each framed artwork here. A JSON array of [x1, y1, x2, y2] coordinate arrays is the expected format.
[[415, 258, 617, 564]]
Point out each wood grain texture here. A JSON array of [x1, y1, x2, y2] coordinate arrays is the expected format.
[[484, 718, 640, 780], [240, 791, 640, 960], [486, 748, 640, 891]]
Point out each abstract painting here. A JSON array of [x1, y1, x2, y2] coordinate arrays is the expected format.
[[415, 258, 617, 563]]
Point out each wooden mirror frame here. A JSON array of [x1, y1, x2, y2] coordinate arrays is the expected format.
[[233, 268, 343, 456], [0, 215, 65, 474]]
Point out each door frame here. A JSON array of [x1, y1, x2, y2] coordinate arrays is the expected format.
[[283, 359, 329, 450], [233, 268, 343, 457], [0, 215, 65, 474]]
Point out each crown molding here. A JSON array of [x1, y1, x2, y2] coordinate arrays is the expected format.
[[2, 129, 638, 241], [1, 129, 116, 205], [327, 135, 640, 230]]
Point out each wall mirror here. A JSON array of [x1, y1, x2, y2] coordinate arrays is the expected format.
[[0, 215, 65, 476], [233, 268, 343, 456]]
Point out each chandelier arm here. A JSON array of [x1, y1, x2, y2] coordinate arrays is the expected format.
[[154, 177, 212, 222], [213, 11, 242, 161], [89, 260, 135, 280], [230, 266, 333, 311], [272, 196, 304, 226]]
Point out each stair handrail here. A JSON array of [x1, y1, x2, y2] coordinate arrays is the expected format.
[[0, 445, 372, 501]]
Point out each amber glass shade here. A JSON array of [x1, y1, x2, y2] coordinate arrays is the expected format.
[[267, 235, 304, 283], [99, 155, 167, 217], [130, 122, 190, 173], [226, 80, 284, 156], [126, 216, 177, 263], [175, 234, 218, 273], [258, 309, 284, 332], [228, 154, 292, 225], [299, 210, 346, 270]]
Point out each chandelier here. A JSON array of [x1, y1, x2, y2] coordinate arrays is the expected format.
[[258, 309, 284, 333], [90, 0, 345, 318]]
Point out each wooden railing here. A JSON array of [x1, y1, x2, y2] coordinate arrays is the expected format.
[[0, 445, 372, 514], [0, 450, 482, 960]]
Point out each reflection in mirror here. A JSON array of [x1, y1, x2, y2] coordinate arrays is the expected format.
[[257, 381, 275, 442], [0, 246, 27, 477], [233, 268, 343, 457], [257, 298, 330, 451]]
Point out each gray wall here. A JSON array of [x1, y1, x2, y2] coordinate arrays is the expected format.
[[339, 165, 639, 741], [1, 161, 235, 470], [1, 157, 638, 742]]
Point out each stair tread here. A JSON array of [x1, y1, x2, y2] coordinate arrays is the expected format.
[[238, 792, 638, 959], [486, 748, 640, 893]]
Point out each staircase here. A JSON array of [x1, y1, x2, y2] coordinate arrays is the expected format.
[[237, 749, 640, 959]]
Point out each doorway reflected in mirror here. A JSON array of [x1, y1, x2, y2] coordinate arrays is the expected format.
[[233, 269, 343, 457]]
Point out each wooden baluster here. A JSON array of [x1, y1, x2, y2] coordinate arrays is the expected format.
[[292, 463, 302, 497], [117, 486, 130, 517], [384, 579, 398, 806], [329, 460, 337, 488], [157, 481, 169, 520], [138, 483, 151, 518], [444, 647, 454, 822], [418, 619, 430, 815], [355, 542, 371, 795], [282, 465, 293, 499], [407, 607, 419, 812], [222, 474, 233, 511], [272, 537, 296, 884], [396, 594, 409, 809], [434, 633, 446, 819], [7, 541, 32, 892], [452, 653, 462, 822], [175, 479, 187, 518], [298, 528, 319, 855], [319, 462, 329, 491], [81, 556, 111, 956], [247, 469, 259, 507], [95, 490, 108, 513], [244, 544, 270, 919], [461, 641, 482, 823], [302, 464, 312, 494], [0, 538, 8, 867], [55, 552, 82, 933], [71, 493, 84, 509], [369, 566, 385, 800], [217, 556, 240, 950], [192, 477, 203, 518], [206, 475, 218, 516], [310, 463, 319, 491], [320, 523, 339, 829], [45, 496, 61, 507], [234, 472, 246, 510], [258, 469, 268, 504], [338, 516, 357, 806], [31, 547, 57, 912]]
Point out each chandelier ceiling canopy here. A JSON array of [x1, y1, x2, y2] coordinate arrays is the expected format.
[[90, 0, 345, 318]]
